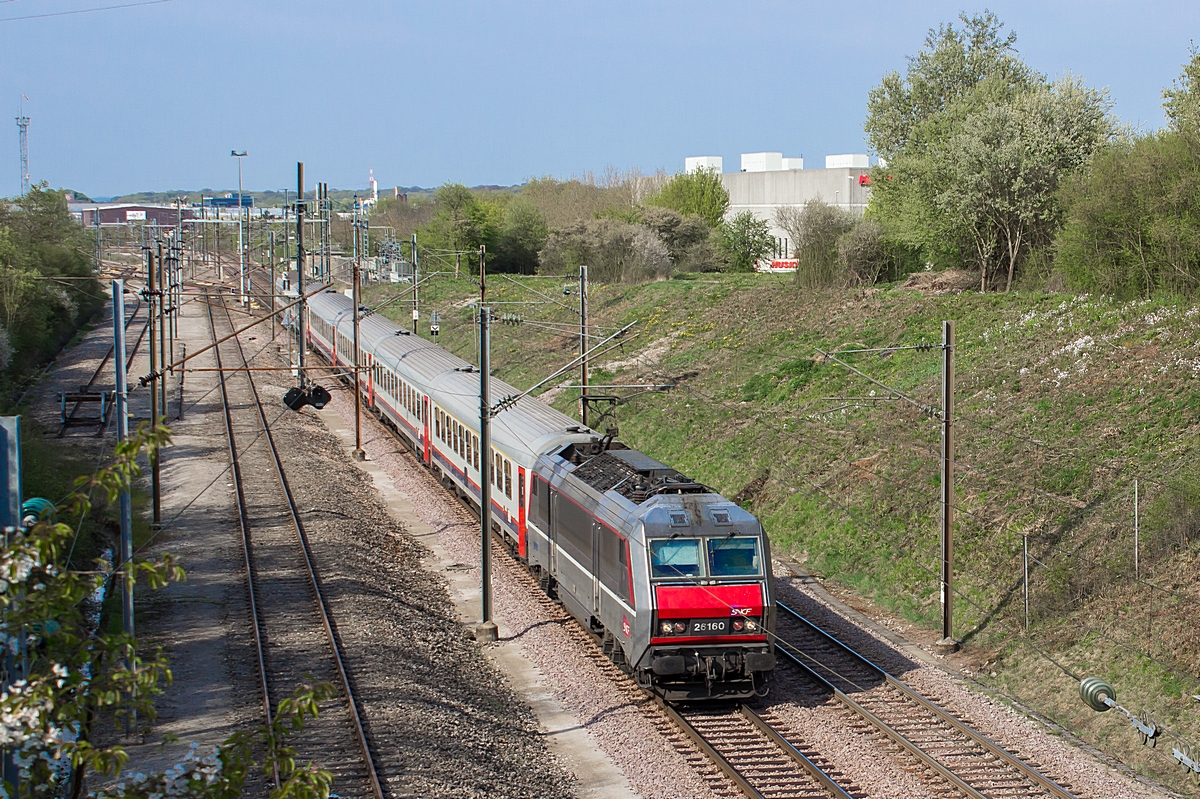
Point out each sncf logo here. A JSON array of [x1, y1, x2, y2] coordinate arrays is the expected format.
[[730, 607, 753, 617], [622, 615, 631, 637]]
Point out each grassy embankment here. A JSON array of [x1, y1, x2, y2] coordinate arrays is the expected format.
[[363, 272, 1200, 791]]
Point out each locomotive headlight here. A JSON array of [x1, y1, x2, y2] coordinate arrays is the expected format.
[[660, 622, 673, 635], [745, 619, 759, 631], [732, 619, 745, 632], [673, 622, 687, 634]]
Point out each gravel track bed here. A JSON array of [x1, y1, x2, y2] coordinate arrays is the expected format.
[[310, 364, 734, 799], [212, 305, 377, 796], [243, 338, 575, 799], [770, 564, 1168, 799]]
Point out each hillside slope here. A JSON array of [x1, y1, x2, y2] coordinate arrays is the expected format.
[[364, 272, 1200, 792]]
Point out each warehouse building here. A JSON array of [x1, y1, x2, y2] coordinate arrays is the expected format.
[[685, 152, 874, 270]]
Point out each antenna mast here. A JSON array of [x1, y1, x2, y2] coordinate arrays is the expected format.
[[16, 114, 29, 196]]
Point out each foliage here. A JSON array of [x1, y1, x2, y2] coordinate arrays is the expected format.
[[520, 171, 646, 230], [491, 198, 549, 275], [538, 218, 672, 283], [717, 212, 772, 273], [1163, 45, 1200, 135], [419, 183, 500, 258], [864, 12, 1112, 290], [2, 422, 339, 799], [91, 682, 337, 799], [645, 169, 729, 228], [836, 219, 894, 286], [2, 423, 176, 796], [1055, 51, 1200, 298], [776, 201, 856, 289], [0, 186, 104, 388]]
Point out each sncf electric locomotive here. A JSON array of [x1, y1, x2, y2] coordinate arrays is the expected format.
[[304, 289, 776, 700]]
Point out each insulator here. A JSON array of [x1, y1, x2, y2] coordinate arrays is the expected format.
[[1079, 676, 1115, 712]]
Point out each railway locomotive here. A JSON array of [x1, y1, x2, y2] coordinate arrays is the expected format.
[[304, 289, 776, 700]]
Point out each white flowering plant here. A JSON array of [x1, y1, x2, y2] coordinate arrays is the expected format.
[[0, 422, 337, 799]]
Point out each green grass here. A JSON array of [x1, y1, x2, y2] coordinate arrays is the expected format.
[[361, 272, 1200, 792]]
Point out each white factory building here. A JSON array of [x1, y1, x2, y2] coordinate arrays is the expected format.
[[685, 152, 874, 267]]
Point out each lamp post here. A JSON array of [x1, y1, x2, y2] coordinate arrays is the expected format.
[[231, 150, 248, 305]]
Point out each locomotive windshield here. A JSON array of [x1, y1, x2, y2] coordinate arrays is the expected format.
[[706, 536, 762, 577], [650, 538, 702, 578]]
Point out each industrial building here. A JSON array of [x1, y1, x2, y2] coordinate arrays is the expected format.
[[69, 202, 195, 226], [685, 151, 874, 270]]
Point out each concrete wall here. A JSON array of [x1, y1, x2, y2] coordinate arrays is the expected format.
[[720, 167, 871, 248]]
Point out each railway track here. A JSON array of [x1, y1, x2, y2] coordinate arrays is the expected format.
[[774, 601, 1083, 799], [358, 408, 859, 798], [207, 293, 384, 799], [58, 290, 149, 436]]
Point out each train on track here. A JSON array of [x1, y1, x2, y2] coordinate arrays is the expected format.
[[302, 288, 776, 701]]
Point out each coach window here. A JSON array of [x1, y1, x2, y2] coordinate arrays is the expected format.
[[466, 433, 473, 468], [504, 459, 512, 499], [494, 452, 501, 486], [472, 435, 479, 469]]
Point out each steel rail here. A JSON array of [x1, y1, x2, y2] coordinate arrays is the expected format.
[[205, 295, 279, 789], [773, 643, 988, 799], [739, 705, 855, 799], [652, 698, 767, 799], [304, 311, 854, 799], [218, 296, 386, 799], [777, 600, 1077, 799]]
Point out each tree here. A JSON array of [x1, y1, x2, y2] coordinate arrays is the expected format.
[[538, 218, 672, 283], [418, 183, 499, 257], [645, 169, 729, 227], [864, 12, 1111, 289], [1163, 46, 1200, 136], [718, 212, 772, 273], [492, 199, 548, 274], [776, 202, 856, 288], [639, 206, 720, 271], [936, 77, 1113, 291], [1056, 50, 1200, 298], [837, 219, 893, 287], [0, 186, 102, 380]]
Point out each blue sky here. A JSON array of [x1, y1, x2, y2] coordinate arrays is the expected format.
[[1, 0, 1198, 197]]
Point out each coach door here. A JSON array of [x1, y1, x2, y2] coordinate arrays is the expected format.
[[592, 522, 602, 614], [548, 488, 559, 575], [422, 397, 431, 465]]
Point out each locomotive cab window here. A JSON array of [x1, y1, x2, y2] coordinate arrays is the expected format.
[[706, 536, 762, 577], [649, 538, 702, 579]]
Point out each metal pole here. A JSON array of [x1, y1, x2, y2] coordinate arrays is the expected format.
[[1134, 479, 1139, 580], [476, 304, 497, 643], [297, 162, 307, 384], [412, 233, 419, 326], [270, 231, 276, 341], [112, 280, 134, 736], [178, 343, 185, 421], [936, 320, 957, 653], [148, 250, 161, 529], [1023, 534, 1029, 630], [352, 218, 364, 461], [579, 264, 589, 427], [157, 242, 167, 429]]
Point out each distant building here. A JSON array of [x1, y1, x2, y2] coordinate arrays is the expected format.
[[69, 202, 195, 226], [686, 156, 724, 173], [203, 194, 254, 208], [685, 151, 874, 263]]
